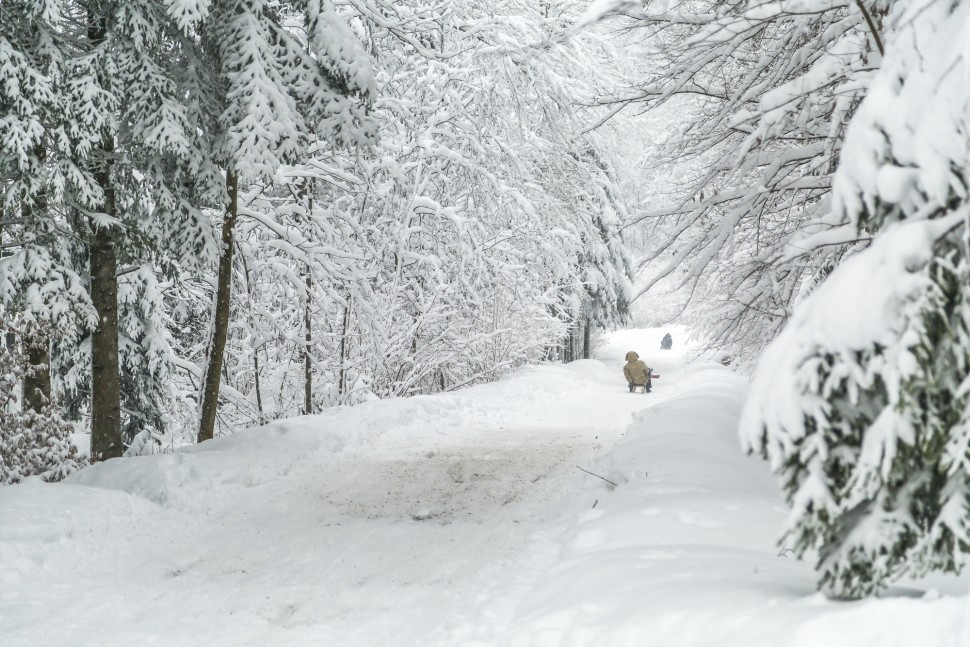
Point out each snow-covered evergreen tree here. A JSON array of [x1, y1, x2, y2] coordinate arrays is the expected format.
[[742, 0, 970, 598], [0, 0, 97, 408], [59, 0, 219, 458], [2, 0, 223, 458], [0, 324, 87, 485]]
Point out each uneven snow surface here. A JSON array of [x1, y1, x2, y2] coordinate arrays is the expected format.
[[2, 329, 968, 646]]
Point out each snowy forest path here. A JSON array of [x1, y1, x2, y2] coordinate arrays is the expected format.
[[18, 328, 962, 647], [277, 329, 689, 645], [0, 330, 684, 647]]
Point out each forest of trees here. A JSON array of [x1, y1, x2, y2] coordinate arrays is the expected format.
[[5, 0, 970, 600], [1, 0, 633, 471]]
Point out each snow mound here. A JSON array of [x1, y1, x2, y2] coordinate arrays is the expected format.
[[67, 422, 347, 511], [0, 480, 163, 605], [469, 365, 970, 647]]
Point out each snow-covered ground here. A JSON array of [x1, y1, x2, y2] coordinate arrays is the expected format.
[[2, 328, 968, 647]]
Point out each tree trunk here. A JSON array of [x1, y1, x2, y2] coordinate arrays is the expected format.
[[90, 203, 122, 461], [303, 273, 312, 415], [198, 171, 239, 443], [338, 301, 351, 402], [583, 319, 592, 360], [253, 347, 264, 422], [87, 7, 122, 462], [300, 180, 313, 415]]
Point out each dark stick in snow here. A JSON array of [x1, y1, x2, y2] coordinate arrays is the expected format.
[[576, 466, 617, 487]]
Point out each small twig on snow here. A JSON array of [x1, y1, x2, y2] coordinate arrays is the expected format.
[[576, 466, 618, 487]]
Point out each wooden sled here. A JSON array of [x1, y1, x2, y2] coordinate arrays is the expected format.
[[630, 374, 660, 394]]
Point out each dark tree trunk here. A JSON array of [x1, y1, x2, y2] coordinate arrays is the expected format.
[[302, 182, 314, 415], [199, 171, 238, 443], [303, 273, 312, 415], [87, 8, 122, 462], [583, 320, 592, 360], [90, 205, 122, 461], [338, 301, 351, 401], [253, 346, 264, 422]]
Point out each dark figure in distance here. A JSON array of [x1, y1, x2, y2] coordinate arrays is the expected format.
[[660, 333, 673, 350]]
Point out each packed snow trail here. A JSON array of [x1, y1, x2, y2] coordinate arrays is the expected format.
[[2, 328, 969, 647]]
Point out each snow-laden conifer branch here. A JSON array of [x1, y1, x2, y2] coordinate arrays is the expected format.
[[743, 0, 970, 597]]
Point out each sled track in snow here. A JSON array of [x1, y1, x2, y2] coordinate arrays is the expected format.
[[317, 431, 601, 524]]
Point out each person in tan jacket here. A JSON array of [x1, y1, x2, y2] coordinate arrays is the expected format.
[[623, 351, 652, 393]]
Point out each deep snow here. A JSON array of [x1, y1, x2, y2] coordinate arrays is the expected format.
[[1, 328, 969, 647]]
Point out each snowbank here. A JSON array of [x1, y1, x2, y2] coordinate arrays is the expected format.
[[477, 366, 970, 647]]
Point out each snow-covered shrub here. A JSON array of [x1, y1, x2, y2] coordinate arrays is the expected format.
[[0, 341, 86, 485], [742, 0, 970, 598]]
